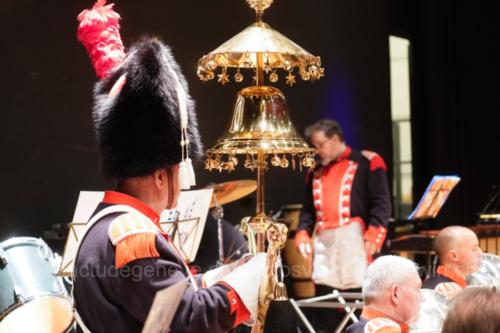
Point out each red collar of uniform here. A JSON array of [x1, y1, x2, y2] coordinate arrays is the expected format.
[[103, 191, 160, 225], [362, 307, 410, 333], [322, 146, 352, 170], [335, 146, 352, 162], [436, 265, 467, 288]]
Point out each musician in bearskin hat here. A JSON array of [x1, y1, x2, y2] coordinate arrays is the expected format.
[[72, 2, 266, 332]]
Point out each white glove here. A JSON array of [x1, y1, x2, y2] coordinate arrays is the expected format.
[[298, 242, 312, 260], [203, 254, 253, 287], [219, 253, 267, 325]]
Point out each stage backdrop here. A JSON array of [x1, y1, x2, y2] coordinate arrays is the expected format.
[[0, 0, 393, 240], [389, 0, 500, 228]]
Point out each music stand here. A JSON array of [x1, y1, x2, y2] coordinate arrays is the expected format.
[[294, 291, 364, 333], [160, 189, 213, 262], [59, 191, 104, 276], [59, 189, 213, 276], [408, 175, 461, 220], [406, 175, 460, 275]]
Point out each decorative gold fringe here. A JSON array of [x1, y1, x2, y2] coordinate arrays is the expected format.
[[115, 233, 159, 268]]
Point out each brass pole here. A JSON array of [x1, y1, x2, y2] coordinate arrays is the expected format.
[[255, 150, 267, 252], [256, 151, 265, 215], [253, 51, 268, 254], [255, 0, 264, 23], [256, 52, 265, 87]]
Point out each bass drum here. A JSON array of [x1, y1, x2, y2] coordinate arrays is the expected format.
[[0, 237, 73, 333], [410, 289, 447, 333], [468, 253, 500, 288], [279, 204, 316, 299]]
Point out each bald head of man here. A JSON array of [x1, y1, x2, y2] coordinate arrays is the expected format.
[[434, 226, 482, 278]]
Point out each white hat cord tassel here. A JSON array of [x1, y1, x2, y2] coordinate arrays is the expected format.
[[174, 75, 196, 190], [165, 58, 196, 190], [184, 127, 196, 187]]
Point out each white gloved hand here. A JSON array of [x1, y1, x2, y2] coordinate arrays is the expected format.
[[294, 230, 313, 261], [203, 254, 253, 287], [219, 253, 267, 325], [298, 242, 312, 260]]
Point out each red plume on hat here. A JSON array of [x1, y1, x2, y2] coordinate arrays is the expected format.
[[76, 1, 201, 190], [77, 0, 125, 79]]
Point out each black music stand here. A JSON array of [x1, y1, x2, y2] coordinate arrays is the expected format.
[[392, 175, 461, 276], [408, 175, 461, 221]]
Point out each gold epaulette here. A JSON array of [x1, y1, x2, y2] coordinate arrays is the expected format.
[[435, 282, 463, 299], [107, 212, 160, 268], [365, 317, 401, 333]]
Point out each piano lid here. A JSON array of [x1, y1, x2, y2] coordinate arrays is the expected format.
[[479, 185, 500, 222]]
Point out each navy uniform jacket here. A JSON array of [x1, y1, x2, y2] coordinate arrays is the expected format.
[[422, 265, 467, 290], [422, 274, 453, 289], [297, 147, 390, 246], [346, 318, 405, 333], [346, 308, 408, 333], [346, 318, 368, 333], [74, 191, 245, 333]]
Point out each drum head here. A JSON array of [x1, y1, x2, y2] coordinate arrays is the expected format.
[[0, 296, 73, 333], [0, 237, 66, 303], [0, 249, 16, 316], [0, 237, 73, 332]]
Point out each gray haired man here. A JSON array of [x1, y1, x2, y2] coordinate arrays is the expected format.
[[346, 255, 422, 333]]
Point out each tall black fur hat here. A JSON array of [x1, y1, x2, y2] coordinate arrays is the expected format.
[[92, 36, 203, 180]]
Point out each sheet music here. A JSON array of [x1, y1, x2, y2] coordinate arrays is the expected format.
[[160, 188, 213, 262], [59, 191, 104, 275], [72, 191, 104, 223]]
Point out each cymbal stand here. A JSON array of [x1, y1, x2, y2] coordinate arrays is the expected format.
[[211, 194, 225, 266]]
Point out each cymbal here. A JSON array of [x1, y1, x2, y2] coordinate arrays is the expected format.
[[207, 180, 257, 208]]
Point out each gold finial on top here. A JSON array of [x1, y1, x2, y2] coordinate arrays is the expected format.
[[246, 0, 273, 20]]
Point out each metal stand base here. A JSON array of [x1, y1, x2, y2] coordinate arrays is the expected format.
[[292, 290, 364, 333]]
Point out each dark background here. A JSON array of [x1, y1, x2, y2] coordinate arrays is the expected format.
[[0, 0, 498, 242]]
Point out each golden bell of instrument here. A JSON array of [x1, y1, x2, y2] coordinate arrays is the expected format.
[[208, 85, 313, 156]]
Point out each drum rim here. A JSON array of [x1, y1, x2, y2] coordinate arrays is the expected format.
[[0, 294, 72, 321], [0, 237, 48, 250]]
